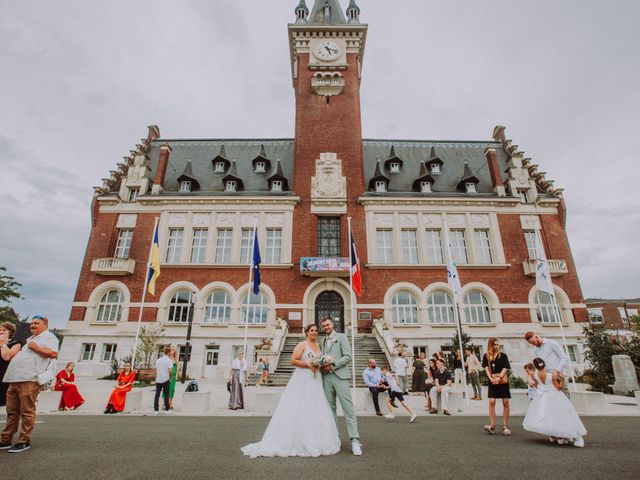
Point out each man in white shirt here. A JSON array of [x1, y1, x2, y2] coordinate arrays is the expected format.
[[393, 353, 408, 394], [524, 332, 569, 375], [154, 346, 174, 414], [1, 315, 59, 453]]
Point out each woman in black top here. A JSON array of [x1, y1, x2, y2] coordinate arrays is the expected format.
[[482, 337, 511, 436], [0, 322, 22, 406], [424, 359, 437, 410]]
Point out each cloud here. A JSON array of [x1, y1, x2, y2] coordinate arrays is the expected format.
[[1, 0, 639, 328]]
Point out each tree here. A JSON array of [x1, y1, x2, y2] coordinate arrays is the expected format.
[[0, 267, 23, 324], [133, 323, 166, 370], [443, 330, 478, 369]]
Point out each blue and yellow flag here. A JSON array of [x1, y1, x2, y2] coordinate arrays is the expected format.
[[147, 224, 161, 295]]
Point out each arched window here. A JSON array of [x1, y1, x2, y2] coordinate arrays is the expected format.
[[241, 291, 268, 324], [168, 290, 194, 323], [96, 290, 123, 322], [535, 290, 560, 324], [427, 291, 455, 324], [391, 291, 418, 324], [465, 291, 491, 324], [204, 291, 231, 324]]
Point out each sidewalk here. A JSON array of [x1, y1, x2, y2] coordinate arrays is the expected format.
[[1, 377, 639, 417]]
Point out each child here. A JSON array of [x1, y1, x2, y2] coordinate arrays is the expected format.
[[381, 366, 417, 423], [522, 358, 586, 448], [524, 363, 538, 400]]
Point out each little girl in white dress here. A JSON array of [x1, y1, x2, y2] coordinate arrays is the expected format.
[[522, 358, 586, 447]]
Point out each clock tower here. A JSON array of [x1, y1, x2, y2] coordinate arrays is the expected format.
[[288, 0, 368, 262]]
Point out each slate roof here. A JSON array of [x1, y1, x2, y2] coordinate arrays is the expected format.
[[130, 137, 524, 198], [308, 0, 348, 25]]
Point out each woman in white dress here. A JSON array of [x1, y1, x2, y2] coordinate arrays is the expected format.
[[522, 358, 586, 447], [241, 325, 341, 458]]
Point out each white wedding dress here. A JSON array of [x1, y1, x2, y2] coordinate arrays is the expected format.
[[241, 344, 341, 458]]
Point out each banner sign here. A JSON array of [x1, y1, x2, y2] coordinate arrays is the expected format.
[[300, 257, 350, 273]]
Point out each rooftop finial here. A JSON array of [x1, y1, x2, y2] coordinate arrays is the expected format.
[[309, 0, 347, 25], [347, 0, 360, 24], [295, 0, 309, 23]]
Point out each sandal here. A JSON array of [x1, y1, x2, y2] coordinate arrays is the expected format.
[[502, 426, 512, 436], [483, 424, 495, 435]]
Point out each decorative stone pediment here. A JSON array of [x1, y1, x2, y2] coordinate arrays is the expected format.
[[311, 153, 347, 214]]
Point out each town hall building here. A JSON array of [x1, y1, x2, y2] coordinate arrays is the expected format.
[[59, 0, 589, 380]]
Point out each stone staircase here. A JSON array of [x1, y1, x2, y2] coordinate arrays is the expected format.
[[266, 334, 390, 387]]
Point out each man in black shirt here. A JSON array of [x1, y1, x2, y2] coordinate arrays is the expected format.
[[429, 359, 453, 415]]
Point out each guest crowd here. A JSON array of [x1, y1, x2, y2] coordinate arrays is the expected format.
[[1, 315, 588, 454]]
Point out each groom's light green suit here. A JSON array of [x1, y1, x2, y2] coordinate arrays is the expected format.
[[321, 332, 359, 441]]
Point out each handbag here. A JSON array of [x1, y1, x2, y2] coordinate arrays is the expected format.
[[226, 381, 231, 393], [37, 360, 55, 391], [487, 357, 508, 385]]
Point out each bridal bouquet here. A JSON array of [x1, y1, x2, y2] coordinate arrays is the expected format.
[[307, 353, 334, 378]]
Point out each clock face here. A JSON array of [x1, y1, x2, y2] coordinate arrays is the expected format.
[[314, 41, 343, 61]]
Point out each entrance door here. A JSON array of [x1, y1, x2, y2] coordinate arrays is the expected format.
[[315, 291, 345, 333], [202, 346, 219, 378]]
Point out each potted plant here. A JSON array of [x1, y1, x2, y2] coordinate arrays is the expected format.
[[133, 323, 165, 381]]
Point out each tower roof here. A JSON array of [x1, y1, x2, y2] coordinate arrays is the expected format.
[[309, 0, 348, 25]]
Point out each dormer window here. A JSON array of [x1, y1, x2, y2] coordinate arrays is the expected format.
[[420, 181, 432, 193], [179, 181, 191, 193], [255, 161, 266, 173], [465, 182, 477, 194], [389, 162, 400, 173], [517, 189, 529, 203], [215, 162, 225, 173], [128, 188, 139, 202], [375, 181, 387, 193], [431, 164, 441, 174], [271, 180, 283, 192], [225, 180, 237, 192]]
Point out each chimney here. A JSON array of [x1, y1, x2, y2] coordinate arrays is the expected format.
[[484, 147, 505, 197], [152, 143, 171, 195]]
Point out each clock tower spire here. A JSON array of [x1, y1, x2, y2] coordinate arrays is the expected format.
[[288, 0, 368, 262]]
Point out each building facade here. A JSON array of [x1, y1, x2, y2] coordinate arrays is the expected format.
[[585, 298, 639, 337], [60, 0, 589, 379]]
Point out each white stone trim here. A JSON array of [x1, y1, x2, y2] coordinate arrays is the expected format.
[[301, 278, 353, 330], [85, 281, 131, 323], [459, 282, 503, 324], [527, 285, 575, 324]]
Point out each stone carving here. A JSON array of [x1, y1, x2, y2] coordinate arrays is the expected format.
[[117, 214, 137, 228], [520, 215, 540, 230], [422, 214, 441, 227], [374, 214, 393, 228], [240, 213, 259, 227], [192, 214, 209, 227], [471, 214, 490, 227], [167, 213, 187, 227], [216, 213, 235, 227], [311, 153, 347, 200], [399, 214, 418, 228], [612, 355, 640, 396], [445, 214, 465, 227], [265, 214, 284, 227]]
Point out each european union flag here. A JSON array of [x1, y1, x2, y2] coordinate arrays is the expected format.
[[252, 230, 261, 295]]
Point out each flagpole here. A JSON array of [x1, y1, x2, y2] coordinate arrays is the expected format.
[[132, 216, 159, 370], [242, 220, 258, 359], [443, 220, 470, 407], [347, 217, 357, 396], [534, 229, 576, 389], [551, 293, 577, 388]]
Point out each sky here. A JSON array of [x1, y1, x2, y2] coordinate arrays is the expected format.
[[1, 0, 639, 329]]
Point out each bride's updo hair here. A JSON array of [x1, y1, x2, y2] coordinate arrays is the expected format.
[[304, 324, 318, 336], [533, 358, 546, 370]]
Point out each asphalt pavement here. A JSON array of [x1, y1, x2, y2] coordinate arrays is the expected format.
[[1, 415, 639, 480]]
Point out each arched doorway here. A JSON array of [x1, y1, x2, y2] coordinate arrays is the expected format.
[[315, 291, 345, 333]]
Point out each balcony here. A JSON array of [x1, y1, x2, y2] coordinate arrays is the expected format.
[[91, 257, 136, 276], [300, 257, 350, 277], [523, 259, 568, 277]]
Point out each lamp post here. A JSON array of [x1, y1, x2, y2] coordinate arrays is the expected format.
[[181, 292, 196, 384]]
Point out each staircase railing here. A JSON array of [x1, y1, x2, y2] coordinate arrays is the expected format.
[[372, 321, 395, 366], [268, 321, 289, 373]]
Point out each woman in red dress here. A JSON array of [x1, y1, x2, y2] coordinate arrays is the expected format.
[[55, 362, 85, 410], [105, 362, 136, 414]]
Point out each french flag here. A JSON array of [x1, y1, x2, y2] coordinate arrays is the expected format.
[[350, 231, 363, 297]]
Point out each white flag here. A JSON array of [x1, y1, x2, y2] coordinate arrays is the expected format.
[[534, 230, 554, 295], [443, 223, 462, 300]]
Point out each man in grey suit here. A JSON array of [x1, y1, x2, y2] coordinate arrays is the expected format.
[[320, 317, 362, 456]]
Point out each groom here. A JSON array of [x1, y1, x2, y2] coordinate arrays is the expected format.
[[320, 317, 362, 456]]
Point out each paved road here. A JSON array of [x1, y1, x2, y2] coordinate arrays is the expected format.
[[1, 415, 639, 479]]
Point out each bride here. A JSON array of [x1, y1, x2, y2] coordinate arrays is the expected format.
[[241, 325, 341, 458]]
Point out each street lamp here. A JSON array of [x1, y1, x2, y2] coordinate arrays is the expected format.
[[181, 291, 196, 384]]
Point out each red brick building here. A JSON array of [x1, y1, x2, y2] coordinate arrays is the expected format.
[[60, 0, 589, 378], [585, 298, 639, 334]]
